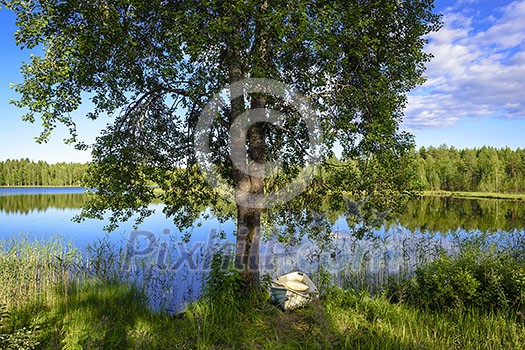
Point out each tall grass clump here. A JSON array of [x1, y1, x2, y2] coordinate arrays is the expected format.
[[276, 227, 454, 297], [181, 252, 270, 348], [0, 235, 155, 349], [0, 235, 80, 349], [0, 235, 81, 310]]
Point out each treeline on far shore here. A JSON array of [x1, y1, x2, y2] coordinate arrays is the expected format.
[[0, 159, 88, 187], [3, 145, 525, 193], [415, 145, 525, 193]]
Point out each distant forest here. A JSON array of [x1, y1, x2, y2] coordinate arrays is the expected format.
[[0, 159, 88, 186], [415, 145, 525, 193], [2, 145, 525, 192]]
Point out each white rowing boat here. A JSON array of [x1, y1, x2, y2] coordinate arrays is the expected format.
[[270, 271, 318, 310]]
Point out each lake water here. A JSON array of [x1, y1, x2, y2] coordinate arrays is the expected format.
[[2, 187, 525, 244], [0, 187, 238, 246], [2, 187, 525, 311]]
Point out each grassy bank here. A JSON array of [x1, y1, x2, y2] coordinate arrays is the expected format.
[[423, 190, 525, 201], [1, 236, 524, 349], [2, 283, 524, 349]]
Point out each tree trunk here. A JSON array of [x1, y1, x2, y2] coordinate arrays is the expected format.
[[226, 1, 269, 291], [234, 93, 266, 290], [235, 204, 262, 289]]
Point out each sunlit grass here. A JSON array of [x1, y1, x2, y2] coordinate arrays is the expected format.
[[325, 288, 525, 349]]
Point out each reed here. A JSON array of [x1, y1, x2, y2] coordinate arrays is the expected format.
[[0, 235, 81, 311]]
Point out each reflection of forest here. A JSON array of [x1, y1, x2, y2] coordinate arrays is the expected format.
[[0, 194, 86, 214], [3, 193, 525, 234], [397, 196, 525, 233]]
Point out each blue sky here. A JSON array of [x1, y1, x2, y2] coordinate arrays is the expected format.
[[0, 0, 524, 163]]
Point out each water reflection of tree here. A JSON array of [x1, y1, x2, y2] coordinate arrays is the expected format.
[[397, 196, 525, 233], [4, 192, 524, 236], [0, 194, 86, 214]]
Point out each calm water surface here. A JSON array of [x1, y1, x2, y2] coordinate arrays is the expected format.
[[0, 187, 236, 247], [2, 188, 525, 242]]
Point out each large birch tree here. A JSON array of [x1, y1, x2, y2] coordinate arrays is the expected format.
[[3, 0, 441, 288]]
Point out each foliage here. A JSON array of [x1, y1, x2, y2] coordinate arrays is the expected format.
[[386, 234, 525, 314], [416, 145, 525, 193], [2, 0, 441, 283], [202, 252, 246, 302], [0, 159, 87, 187], [0, 304, 40, 350]]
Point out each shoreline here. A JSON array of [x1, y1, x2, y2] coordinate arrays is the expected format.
[[3, 187, 525, 200], [422, 190, 525, 201]]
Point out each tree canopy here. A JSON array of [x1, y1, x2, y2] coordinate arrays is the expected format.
[[3, 0, 441, 287]]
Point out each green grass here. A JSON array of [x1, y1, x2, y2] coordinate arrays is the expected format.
[[423, 190, 525, 200], [4, 285, 523, 349], [1, 236, 524, 349]]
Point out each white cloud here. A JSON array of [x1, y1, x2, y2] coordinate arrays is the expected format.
[[403, 0, 525, 131]]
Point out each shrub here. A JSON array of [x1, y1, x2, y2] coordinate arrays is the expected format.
[[386, 239, 525, 313]]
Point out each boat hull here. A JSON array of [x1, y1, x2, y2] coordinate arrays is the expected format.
[[270, 272, 318, 310]]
